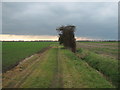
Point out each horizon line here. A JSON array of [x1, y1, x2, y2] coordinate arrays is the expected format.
[[0, 34, 118, 41]]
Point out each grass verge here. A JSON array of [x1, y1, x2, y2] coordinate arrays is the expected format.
[[77, 48, 119, 87], [59, 47, 114, 88]]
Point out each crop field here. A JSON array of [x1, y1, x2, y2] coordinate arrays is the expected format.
[[2, 41, 55, 72], [2, 41, 118, 88], [77, 41, 118, 60]]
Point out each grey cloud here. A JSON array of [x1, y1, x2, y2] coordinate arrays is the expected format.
[[2, 2, 118, 40]]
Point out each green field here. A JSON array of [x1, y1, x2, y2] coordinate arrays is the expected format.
[[2, 41, 118, 88], [2, 41, 55, 72]]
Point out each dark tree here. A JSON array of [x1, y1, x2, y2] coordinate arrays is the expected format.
[[56, 25, 76, 53]]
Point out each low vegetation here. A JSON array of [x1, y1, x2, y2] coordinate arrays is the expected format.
[[60, 47, 114, 88], [76, 42, 119, 87], [20, 48, 58, 88], [77, 41, 118, 59], [2, 41, 118, 88], [2, 41, 54, 72]]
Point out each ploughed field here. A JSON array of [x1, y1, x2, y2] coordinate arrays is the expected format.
[[2, 41, 119, 88], [77, 41, 118, 60]]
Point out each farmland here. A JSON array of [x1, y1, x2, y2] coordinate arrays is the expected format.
[[76, 41, 119, 87], [2, 41, 118, 88], [2, 41, 55, 72], [77, 41, 118, 60]]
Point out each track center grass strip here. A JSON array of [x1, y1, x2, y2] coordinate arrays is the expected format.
[[20, 48, 58, 88]]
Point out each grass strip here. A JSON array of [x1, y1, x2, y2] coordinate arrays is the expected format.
[[20, 48, 58, 88], [77, 48, 119, 87], [60, 48, 114, 88]]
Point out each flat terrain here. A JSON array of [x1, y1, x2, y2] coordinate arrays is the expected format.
[[2, 41, 118, 88], [77, 41, 118, 60], [76, 41, 118, 87], [2, 42, 55, 72], [2, 42, 118, 88]]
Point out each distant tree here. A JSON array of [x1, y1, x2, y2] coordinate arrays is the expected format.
[[56, 25, 76, 53]]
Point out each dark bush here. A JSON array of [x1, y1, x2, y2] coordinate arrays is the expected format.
[[56, 25, 76, 53]]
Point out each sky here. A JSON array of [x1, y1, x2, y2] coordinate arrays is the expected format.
[[1, 2, 118, 40]]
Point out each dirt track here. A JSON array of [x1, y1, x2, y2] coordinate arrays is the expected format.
[[2, 46, 115, 88], [3, 47, 51, 88]]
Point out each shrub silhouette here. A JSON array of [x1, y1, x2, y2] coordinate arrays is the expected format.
[[56, 25, 76, 53]]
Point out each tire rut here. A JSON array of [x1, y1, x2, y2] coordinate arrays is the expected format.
[[2, 47, 51, 88], [50, 47, 63, 88]]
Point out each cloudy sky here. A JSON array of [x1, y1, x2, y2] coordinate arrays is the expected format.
[[2, 2, 118, 40]]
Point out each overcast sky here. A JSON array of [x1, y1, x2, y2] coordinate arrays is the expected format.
[[2, 2, 118, 40]]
